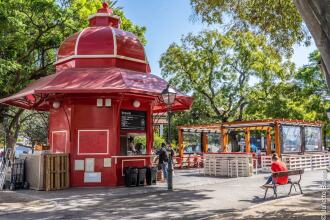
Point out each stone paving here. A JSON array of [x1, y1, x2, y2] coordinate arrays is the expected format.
[[0, 169, 327, 219]]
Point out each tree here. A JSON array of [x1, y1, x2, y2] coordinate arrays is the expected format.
[[0, 0, 146, 148], [245, 50, 330, 122], [160, 30, 293, 122], [20, 111, 48, 146], [190, 0, 311, 56]]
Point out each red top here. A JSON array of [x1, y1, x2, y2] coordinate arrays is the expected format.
[[271, 161, 288, 184]]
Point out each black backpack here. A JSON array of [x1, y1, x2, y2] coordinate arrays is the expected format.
[[159, 147, 168, 163]]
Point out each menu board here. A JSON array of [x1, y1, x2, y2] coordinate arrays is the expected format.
[[120, 110, 146, 131]]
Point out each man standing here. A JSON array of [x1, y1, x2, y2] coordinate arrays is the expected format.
[[158, 143, 169, 179]]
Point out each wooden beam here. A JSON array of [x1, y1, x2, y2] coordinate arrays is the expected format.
[[274, 121, 281, 156], [202, 132, 208, 153], [245, 128, 251, 153], [221, 127, 229, 152], [178, 129, 184, 157], [176, 123, 221, 130], [266, 128, 272, 155], [222, 118, 323, 128]]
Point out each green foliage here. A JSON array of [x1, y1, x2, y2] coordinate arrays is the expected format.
[[20, 111, 48, 146], [245, 50, 330, 122], [153, 133, 165, 149], [190, 0, 310, 56], [160, 30, 293, 122], [134, 135, 146, 147]]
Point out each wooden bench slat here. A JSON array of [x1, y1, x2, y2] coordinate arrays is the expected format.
[[272, 169, 304, 178]]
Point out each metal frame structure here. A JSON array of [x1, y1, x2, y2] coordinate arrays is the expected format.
[[177, 119, 323, 157]]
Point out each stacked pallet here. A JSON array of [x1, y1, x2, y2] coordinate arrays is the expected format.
[[45, 154, 69, 191], [282, 155, 312, 170], [261, 156, 272, 171], [20, 153, 69, 191], [311, 154, 330, 169], [282, 153, 330, 171], [203, 153, 253, 177]]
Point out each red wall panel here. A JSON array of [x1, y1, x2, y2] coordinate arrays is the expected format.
[[49, 95, 154, 187]]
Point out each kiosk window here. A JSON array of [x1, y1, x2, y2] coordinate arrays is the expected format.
[[305, 127, 322, 151], [282, 125, 302, 153], [120, 133, 146, 155]]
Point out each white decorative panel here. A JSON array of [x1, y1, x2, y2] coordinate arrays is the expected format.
[[74, 160, 84, 171], [104, 158, 112, 167], [85, 158, 95, 172], [105, 99, 111, 107], [97, 99, 103, 107], [84, 172, 101, 183]]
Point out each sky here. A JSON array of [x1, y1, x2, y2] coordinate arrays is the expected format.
[[117, 0, 316, 77]]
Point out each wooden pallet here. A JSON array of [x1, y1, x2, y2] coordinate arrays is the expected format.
[[261, 156, 272, 171], [45, 154, 69, 191], [203, 154, 253, 177], [282, 153, 330, 171]]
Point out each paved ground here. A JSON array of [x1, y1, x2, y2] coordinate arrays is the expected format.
[[0, 169, 328, 219], [212, 191, 329, 220]]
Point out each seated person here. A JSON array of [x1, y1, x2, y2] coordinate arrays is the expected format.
[[261, 153, 288, 188]]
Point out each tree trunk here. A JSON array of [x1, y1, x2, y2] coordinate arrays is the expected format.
[[4, 108, 24, 149]]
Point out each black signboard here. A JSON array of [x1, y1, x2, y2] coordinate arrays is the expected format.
[[120, 110, 146, 131]]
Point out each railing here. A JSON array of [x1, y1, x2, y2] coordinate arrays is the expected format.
[[173, 155, 203, 169], [282, 153, 330, 170], [261, 155, 272, 172]]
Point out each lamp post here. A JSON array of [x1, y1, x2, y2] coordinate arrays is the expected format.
[[161, 84, 176, 190]]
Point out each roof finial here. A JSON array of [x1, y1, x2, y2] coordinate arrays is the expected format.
[[102, 1, 109, 9]]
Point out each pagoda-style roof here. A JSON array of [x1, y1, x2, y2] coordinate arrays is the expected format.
[[0, 68, 193, 112]]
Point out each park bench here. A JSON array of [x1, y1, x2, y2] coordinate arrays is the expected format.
[[263, 169, 304, 200]]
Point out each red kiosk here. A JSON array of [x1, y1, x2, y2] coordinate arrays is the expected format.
[[0, 3, 192, 187]]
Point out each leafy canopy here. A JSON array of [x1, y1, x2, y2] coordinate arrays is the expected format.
[[160, 30, 293, 122], [190, 0, 310, 56]]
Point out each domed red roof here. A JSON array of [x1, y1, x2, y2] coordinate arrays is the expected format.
[[56, 3, 150, 73]]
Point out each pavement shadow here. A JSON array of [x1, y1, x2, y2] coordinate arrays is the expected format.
[[219, 191, 327, 220], [0, 188, 234, 220]]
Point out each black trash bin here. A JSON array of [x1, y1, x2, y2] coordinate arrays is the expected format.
[[10, 159, 27, 191], [124, 167, 138, 187], [137, 167, 147, 186], [146, 167, 157, 185]]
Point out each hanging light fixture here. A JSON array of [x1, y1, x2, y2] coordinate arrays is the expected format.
[[160, 84, 177, 191]]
